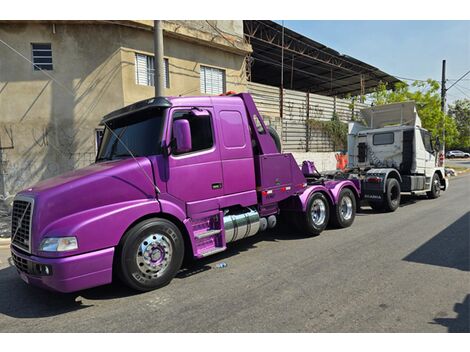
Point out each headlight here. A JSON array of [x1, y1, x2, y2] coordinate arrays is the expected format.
[[39, 237, 78, 252]]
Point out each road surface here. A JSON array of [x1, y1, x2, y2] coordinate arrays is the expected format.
[[0, 175, 468, 332]]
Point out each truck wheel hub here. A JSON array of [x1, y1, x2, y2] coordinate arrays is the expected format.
[[136, 234, 172, 277], [311, 199, 326, 226], [341, 196, 353, 220]]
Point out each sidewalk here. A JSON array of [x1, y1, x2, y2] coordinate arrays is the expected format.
[[0, 202, 10, 240]]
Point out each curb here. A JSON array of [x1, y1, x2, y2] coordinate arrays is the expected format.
[[0, 238, 11, 249]]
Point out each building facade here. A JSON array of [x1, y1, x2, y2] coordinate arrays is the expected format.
[[0, 20, 252, 205]]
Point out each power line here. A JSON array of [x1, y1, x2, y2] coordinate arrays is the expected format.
[[453, 85, 470, 99], [447, 70, 470, 91], [0, 38, 76, 96]]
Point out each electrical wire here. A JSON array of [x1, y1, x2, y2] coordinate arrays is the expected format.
[[0, 36, 161, 196]]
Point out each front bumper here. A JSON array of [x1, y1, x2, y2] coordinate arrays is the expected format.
[[11, 246, 114, 293]]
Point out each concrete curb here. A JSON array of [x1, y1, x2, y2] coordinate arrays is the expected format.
[[0, 237, 11, 249]]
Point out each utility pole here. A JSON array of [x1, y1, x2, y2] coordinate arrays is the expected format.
[[440, 59, 446, 158], [440, 60, 446, 113], [154, 20, 164, 96]]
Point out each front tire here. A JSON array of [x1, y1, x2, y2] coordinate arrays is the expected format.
[[298, 192, 330, 235], [331, 188, 356, 228], [117, 218, 184, 292], [427, 173, 441, 199]]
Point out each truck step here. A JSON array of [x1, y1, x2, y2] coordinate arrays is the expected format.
[[200, 246, 226, 257], [194, 229, 222, 240]]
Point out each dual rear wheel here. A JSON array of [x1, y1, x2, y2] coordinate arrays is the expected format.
[[297, 188, 356, 236]]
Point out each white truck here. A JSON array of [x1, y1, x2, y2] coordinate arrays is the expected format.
[[344, 101, 448, 212]]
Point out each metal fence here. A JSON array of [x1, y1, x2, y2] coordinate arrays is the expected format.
[[248, 82, 369, 152]]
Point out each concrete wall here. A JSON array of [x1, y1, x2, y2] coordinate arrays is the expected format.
[[0, 23, 127, 205], [0, 21, 250, 207]]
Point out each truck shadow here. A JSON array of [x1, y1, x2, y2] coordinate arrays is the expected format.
[[430, 294, 470, 332], [357, 195, 425, 215], [403, 212, 469, 272], [0, 223, 311, 319], [0, 263, 140, 319], [176, 222, 315, 279]]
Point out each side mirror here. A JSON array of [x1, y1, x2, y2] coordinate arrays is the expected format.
[[173, 119, 192, 153]]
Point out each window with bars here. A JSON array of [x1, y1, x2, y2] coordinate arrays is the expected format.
[[200, 65, 226, 95], [31, 43, 53, 71], [135, 53, 169, 88]]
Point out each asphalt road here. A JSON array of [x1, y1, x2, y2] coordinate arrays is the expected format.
[[0, 175, 468, 332]]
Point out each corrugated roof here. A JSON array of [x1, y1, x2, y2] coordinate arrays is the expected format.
[[244, 20, 401, 97]]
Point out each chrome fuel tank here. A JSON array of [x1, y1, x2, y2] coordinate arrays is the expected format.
[[224, 208, 260, 243]]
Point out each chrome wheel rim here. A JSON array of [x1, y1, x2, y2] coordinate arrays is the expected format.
[[311, 198, 326, 226], [340, 196, 353, 220], [136, 234, 172, 278]]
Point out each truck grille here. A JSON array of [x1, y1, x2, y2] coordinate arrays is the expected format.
[[11, 198, 33, 253], [11, 252, 29, 273]]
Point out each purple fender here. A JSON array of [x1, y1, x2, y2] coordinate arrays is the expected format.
[[36, 199, 162, 258], [323, 179, 361, 206], [298, 184, 335, 212]]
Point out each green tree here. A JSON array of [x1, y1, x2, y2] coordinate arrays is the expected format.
[[370, 79, 458, 146], [447, 99, 470, 149]]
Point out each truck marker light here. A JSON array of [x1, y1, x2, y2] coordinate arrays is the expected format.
[[262, 190, 274, 196]]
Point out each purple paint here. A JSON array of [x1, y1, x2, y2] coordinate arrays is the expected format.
[[11, 93, 360, 293]]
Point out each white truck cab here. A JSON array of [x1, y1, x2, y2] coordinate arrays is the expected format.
[[346, 102, 448, 212]]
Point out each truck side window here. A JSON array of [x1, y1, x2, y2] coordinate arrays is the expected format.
[[172, 111, 214, 155], [373, 132, 394, 145], [420, 129, 434, 154]]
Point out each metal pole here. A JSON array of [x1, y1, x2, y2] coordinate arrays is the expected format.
[[154, 20, 164, 96], [290, 54, 294, 89], [280, 21, 284, 91], [306, 91, 310, 152], [440, 59, 446, 154]]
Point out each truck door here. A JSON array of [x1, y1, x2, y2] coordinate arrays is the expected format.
[[166, 108, 224, 214], [419, 129, 436, 177]]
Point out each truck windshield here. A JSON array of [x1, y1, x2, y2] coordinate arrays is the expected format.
[[96, 108, 166, 162]]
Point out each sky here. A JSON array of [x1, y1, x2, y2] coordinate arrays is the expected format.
[[276, 21, 470, 105]]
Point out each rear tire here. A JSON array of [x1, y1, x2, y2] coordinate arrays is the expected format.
[[117, 218, 184, 292], [427, 173, 441, 199], [368, 178, 401, 212], [297, 192, 330, 235], [383, 178, 401, 212], [331, 188, 356, 228]]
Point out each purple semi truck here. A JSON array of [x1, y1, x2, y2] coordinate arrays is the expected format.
[[10, 93, 360, 293]]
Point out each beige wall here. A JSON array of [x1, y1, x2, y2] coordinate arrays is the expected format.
[[0, 21, 250, 204]]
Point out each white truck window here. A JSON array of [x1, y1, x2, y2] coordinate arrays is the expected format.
[[373, 132, 394, 145]]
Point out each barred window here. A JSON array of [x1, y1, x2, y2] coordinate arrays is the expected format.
[[135, 53, 169, 88], [32, 43, 53, 71], [200, 65, 225, 95]]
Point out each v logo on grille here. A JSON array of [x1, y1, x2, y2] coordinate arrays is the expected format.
[[12, 203, 31, 245]]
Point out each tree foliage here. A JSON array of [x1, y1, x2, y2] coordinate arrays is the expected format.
[[370, 79, 458, 146], [309, 112, 348, 150], [447, 99, 470, 149]]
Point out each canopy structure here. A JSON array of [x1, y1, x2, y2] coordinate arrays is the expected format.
[[244, 20, 401, 97], [360, 101, 421, 128]]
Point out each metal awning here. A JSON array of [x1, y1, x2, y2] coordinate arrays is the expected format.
[[244, 20, 401, 97]]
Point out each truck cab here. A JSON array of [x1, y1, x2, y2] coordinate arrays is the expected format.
[[10, 93, 360, 293], [347, 102, 448, 211]]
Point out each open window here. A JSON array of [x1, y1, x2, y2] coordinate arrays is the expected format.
[[172, 110, 214, 155]]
